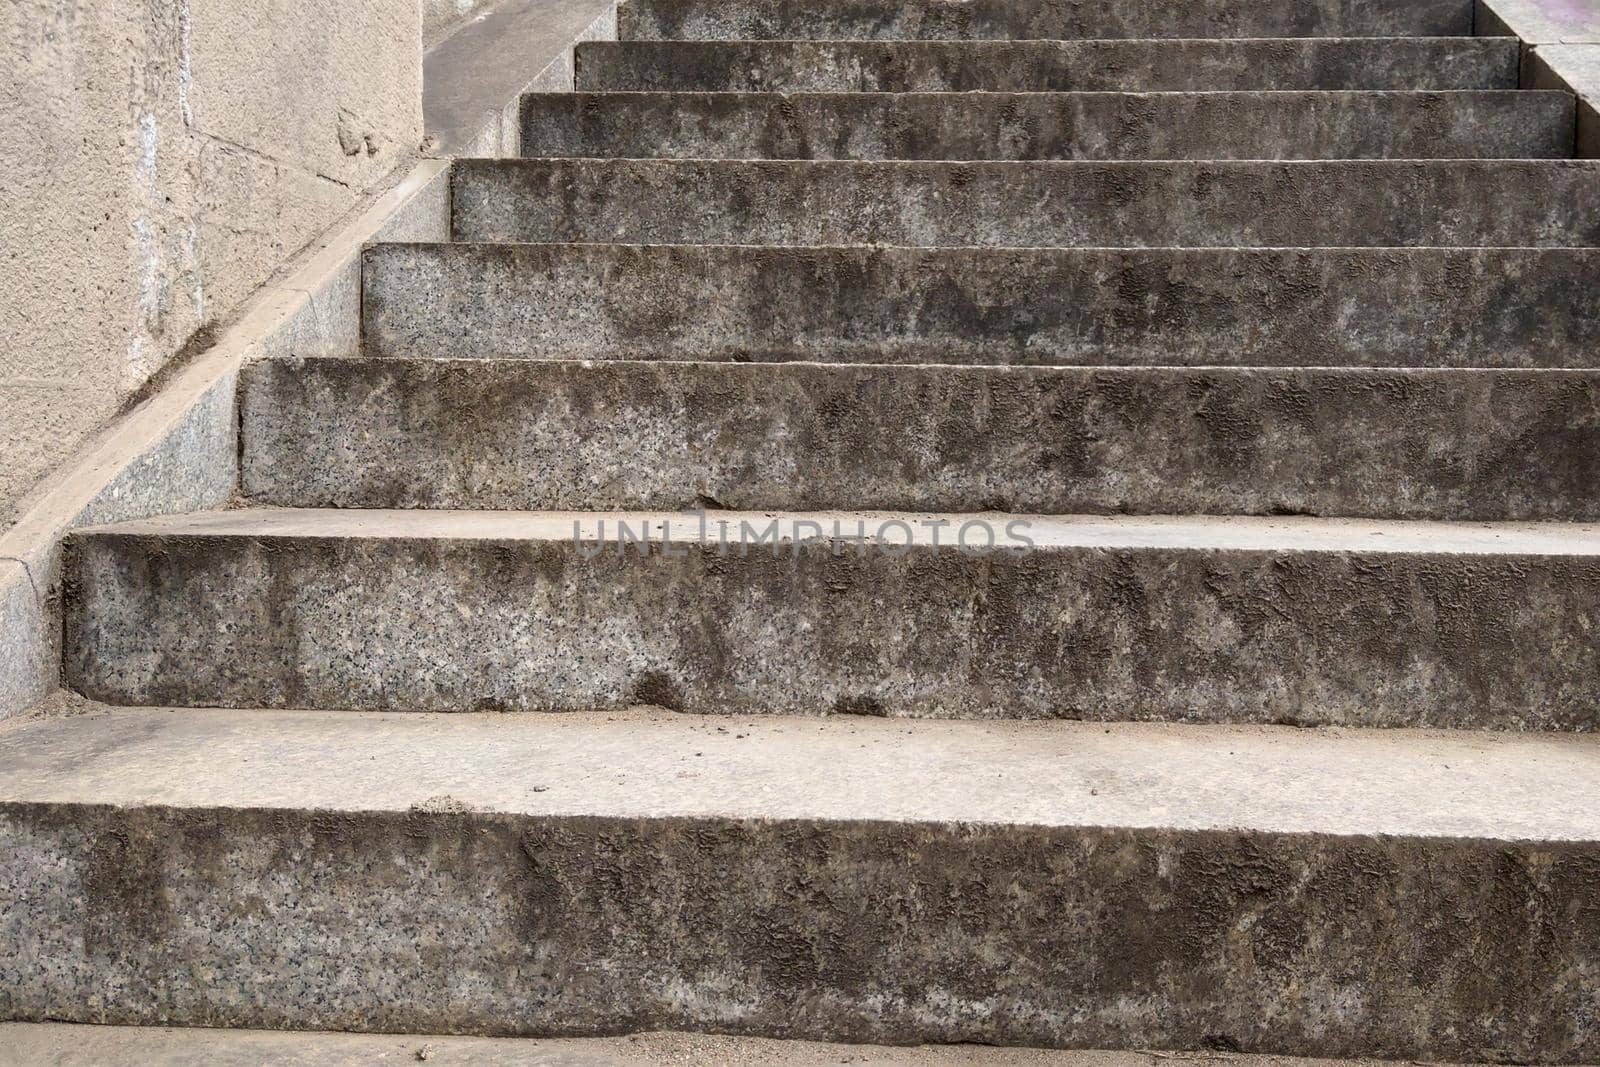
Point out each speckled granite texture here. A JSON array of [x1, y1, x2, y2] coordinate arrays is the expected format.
[[571, 38, 1521, 92], [242, 358, 1600, 521], [359, 243, 1600, 368], [449, 159, 1600, 248], [61, 509, 1600, 729], [519, 91, 1574, 161], [0, 708, 1597, 1060], [614, 0, 1473, 40]]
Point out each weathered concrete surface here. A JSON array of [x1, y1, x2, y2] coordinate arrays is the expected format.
[[615, 0, 1474, 40], [242, 357, 1600, 522], [451, 159, 1600, 248], [0, 0, 421, 529], [3, 707, 1600, 1057], [62, 508, 1600, 729], [361, 243, 1600, 369], [0, 1025, 1523, 1067], [518, 91, 1574, 161], [1527, 44, 1600, 157], [0, 561, 51, 719], [575, 39, 1522, 93], [0, 160, 449, 723], [425, 0, 617, 155]]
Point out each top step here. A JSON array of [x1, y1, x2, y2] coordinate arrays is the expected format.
[[616, 0, 1475, 41]]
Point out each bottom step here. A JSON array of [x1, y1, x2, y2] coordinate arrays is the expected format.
[[1, 707, 1597, 1059]]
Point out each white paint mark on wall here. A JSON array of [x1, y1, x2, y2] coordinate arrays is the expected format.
[[127, 111, 166, 391], [177, 0, 194, 128]]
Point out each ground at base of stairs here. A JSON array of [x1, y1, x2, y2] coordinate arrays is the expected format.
[[0, 1023, 1535, 1066]]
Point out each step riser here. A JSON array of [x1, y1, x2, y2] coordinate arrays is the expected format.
[[361, 244, 1600, 369], [4, 801, 1594, 1061], [574, 39, 1521, 92], [520, 92, 1575, 161], [242, 359, 1600, 522], [615, 0, 1473, 41], [452, 160, 1600, 249], [65, 527, 1600, 728]]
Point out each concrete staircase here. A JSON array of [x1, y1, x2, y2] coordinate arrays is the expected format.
[[3, 0, 1600, 1059]]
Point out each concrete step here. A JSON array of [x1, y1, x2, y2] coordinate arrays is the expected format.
[[575, 38, 1522, 93], [360, 243, 1600, 369], [615, 0, 1473, 41], [64, 508, 1600, 728], [518, 90, 1576, 161], [3, 706, 1598, 1058], [242, 356, 1600, 523], [451, 159, 1600, 248]]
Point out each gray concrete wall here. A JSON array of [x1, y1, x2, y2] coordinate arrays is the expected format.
[[0, 0, 422, 531]]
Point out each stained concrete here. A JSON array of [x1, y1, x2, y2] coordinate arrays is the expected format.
[[0, 1024, 1526, 1067], [615, 0, 1474, 40], [518, 90, 1575, 161], [574, 38, 1522, 92], [2, 707, 1599, 1058], [0, 159, 450, 723], [242, 357, 1600, 522], [0, 0, 421, 529], [450, 159, 1600, 248], [360, 243, 1600, 369], [61, 508, 1600, 729]]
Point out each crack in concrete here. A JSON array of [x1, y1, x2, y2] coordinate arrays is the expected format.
[[0, 554, 43, 606]]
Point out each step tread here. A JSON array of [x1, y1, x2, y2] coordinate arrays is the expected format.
[[241, 356, 1600, 521], [79, 506, 1600, 556], [613, 0, 1475, 40], [517, 89, 1576, 161], [5, 705, 1598, 842], [359, 242, 1600, 369], [449, 157, 1600, 249], [573, 37, 1522, 93]]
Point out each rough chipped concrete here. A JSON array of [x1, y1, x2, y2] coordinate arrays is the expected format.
[[574, 38, 1522, 92], [0, 0, 421, 530], [425, 0, 616, 154], [360, 243, 1600, 369], [2, 707, 1599, 1058], [0, 1025, 1528, 1067], [615, 0, 1474, 40], [450, 159, 1600, 248], [518, 90, 1574, 161], [1526, 44, 1600, 156], [60, 508, 1600, 729], [241, 357, 1600, 522]]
